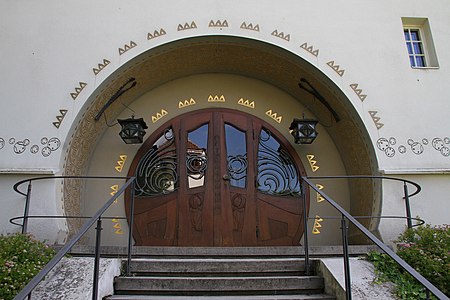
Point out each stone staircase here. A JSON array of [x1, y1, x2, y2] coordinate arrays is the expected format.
[[106, 247, 335, 300]]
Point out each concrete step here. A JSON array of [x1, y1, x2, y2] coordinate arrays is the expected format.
[[62, 245, 378, 258], [114, 276, 325, 295], [129, 258, 307, 276], [107, 294, 336, 299]]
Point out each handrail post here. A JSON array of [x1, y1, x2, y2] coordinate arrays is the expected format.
[[301, 178, 310, 275], [126, 179, 136, 276], [403, 182, 413, 229], [341, 215, 352, 300], [21, 181, 32, 234], [92, 217, 103, 300]]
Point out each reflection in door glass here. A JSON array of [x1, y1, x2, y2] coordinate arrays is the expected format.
[[257, 129, 301, 196], [187, 124, 208, 188], [225, 124, 247, 188], [135, 128, 177, 196]]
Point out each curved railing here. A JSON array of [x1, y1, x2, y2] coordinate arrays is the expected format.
[[11, 176, 137, 300], [300, 176, 447, 300], [8, 174, 448, 300], [307, 175, 421, 228]]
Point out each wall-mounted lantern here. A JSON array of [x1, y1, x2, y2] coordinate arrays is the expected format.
[[94, 78, 148, 144], [289, 118, 318, 144], [118, 117, 148, 144]]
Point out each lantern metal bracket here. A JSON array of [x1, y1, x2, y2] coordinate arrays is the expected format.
[[94, 78, 137, 121], [298, 78, 340, 123]]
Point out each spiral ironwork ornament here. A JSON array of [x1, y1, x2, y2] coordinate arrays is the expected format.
[[135, 129, 178, 196], [257, 129, 301, 196], [227, 154, 248, 181], [186, 152, 207, 179]]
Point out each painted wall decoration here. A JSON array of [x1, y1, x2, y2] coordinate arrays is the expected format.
[[315, 184, 325, 203], [240, 22, 260, 32], [349, 84, 367, 102], [208, 95, 226, 102], [326, 61, 345, 77], [43, 15, 394, 155], [118, 41, 137, 55], [115, 155, 127, 172], [306, 154, 320, 172], [151, 109, 168, 123], [265, 109, 283, 124], [177, 21, 197, 31], [148, 29, 166, 40], [43, 16, 393, 155], [300, 43, 319, 57], [237, 98, 255, 109], [312, 215, 323, 234], [70, 82, 87, 100], [376, 137, 450, 157], [368, 111, 384, 129], [209, 19, 228, 28], [0, 136, 61, 157], [271, 30, 290, 41], [93, 59, 111, 75], [178, 98, 197, 109], [53, 109, 68, 129]]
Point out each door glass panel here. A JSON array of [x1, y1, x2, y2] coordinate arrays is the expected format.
[[257, 128, 301, 196], [187, 124, 208, 188], [135, 128, 177, 196], [225, 124, 247, 188]]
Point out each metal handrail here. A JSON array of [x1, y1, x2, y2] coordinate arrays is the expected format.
[[301, 176, 448, 300], [13, 175, 131, 234], [10, 175, 447, 299], [9, 215, 127, 227], [307, 175, 421, 229], [13, 175, 131, 196], [306, 215, 425, 227], [13, 176, 136, 300]]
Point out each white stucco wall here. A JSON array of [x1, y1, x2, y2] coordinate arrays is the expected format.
[[0, 0, 449, 243]]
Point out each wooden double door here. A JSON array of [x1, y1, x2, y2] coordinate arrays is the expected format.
[[126, 109, 308, 246]]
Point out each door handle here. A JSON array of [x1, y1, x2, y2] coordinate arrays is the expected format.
[[223, 174, 231, 181]]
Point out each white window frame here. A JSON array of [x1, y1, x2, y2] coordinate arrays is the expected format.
[[401, 17, 439, 69], [403, 26, 427, 68]]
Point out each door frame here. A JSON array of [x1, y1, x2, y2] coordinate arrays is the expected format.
[[125, 108, 310, 246]]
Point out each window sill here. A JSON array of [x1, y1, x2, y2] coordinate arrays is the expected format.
[[411, 66, 439, 70]]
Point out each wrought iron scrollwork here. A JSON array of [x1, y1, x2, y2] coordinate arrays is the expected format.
[[227, 154, 248, 182], [135, 129, 177, 196], [186, 151, 207, 180], [257, 129, 301, 196]]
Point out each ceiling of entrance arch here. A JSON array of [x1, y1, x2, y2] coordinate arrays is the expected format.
[[92, 36, 376, 177], [65, 35, 378, 234], [100, 36, 351, 123]]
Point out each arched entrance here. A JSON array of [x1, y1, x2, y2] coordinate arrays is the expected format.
[[126, 109, 308, 246], [63, 35, 379, 245]]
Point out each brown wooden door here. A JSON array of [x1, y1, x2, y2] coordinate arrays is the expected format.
[[126, 109, 308, 246]]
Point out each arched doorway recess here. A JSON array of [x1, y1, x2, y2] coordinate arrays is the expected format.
[[64, 36, 379, 245], [125, 108, 308, 247]]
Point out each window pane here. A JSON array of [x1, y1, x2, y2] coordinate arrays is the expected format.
[[225, 124, 247, 188], [413, 42, 424, 54], [409, 56, 416, 67], [135, 128, 177, 196], [415, 56, 426, 67], [257, 129, 301, 196], [187, 124, 208, 188], [406, 42, 413, 55], [404, 30, 410, 41], [410, 30, 420, 41]]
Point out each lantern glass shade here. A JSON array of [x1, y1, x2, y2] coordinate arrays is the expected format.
[[118, 117, 148, 144], [289, 118, 318, 144]]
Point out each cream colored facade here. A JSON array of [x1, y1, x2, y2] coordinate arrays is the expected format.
[[0, 0, 449, 246]]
